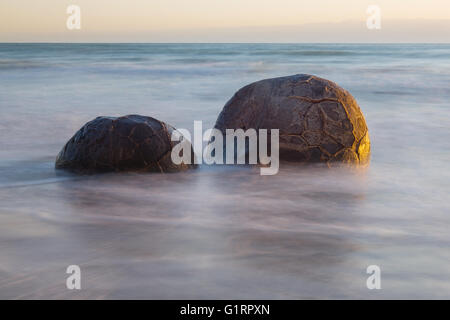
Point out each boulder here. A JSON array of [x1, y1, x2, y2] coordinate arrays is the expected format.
[[55, 115, 194, 173], [214, 74, 370, 165]]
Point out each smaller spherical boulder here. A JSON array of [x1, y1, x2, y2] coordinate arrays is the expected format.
[[55, 115, 194, 173]]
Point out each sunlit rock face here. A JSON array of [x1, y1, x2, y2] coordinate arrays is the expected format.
[[214, 74, 370, 165], [56, 115, 194, 173]]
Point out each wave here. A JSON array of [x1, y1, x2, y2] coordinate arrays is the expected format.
[[0, 59, 46, 70], [254, 50, 356, 56]]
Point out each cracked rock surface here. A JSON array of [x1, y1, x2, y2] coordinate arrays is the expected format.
[[55, 115, 194, 173], [214, 74, 370, 165]]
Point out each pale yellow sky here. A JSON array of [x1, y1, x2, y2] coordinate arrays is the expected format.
[[0, 0, 449, 42]]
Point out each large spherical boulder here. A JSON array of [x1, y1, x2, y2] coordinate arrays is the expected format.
[[56, 115, 194, 173], [214, 74, 370, 165]]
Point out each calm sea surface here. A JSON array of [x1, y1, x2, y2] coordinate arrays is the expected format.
[[0, 43, 449, 298]]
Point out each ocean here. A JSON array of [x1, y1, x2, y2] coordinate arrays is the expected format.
[[0, 43, 449, 298]]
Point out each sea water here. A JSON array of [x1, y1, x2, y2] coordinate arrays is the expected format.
[[0, 43, 449, 298]]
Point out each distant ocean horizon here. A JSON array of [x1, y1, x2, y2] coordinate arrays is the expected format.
[[1, 41, 449, 43]]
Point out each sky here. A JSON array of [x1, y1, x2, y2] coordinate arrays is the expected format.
[[0, 0, 449, 42]]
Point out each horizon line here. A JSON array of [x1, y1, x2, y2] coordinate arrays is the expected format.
[[1, 42, 450, 44]]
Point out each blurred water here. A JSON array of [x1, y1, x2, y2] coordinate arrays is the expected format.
[[0, 43, 449, 299]]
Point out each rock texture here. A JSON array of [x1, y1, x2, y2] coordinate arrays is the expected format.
[[214, 74, 370, 165], [56, 115, 194, 173]]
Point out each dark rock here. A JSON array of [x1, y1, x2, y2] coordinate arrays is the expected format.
[[214, 74, 370, 165], [55, 115, 194, 173]]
